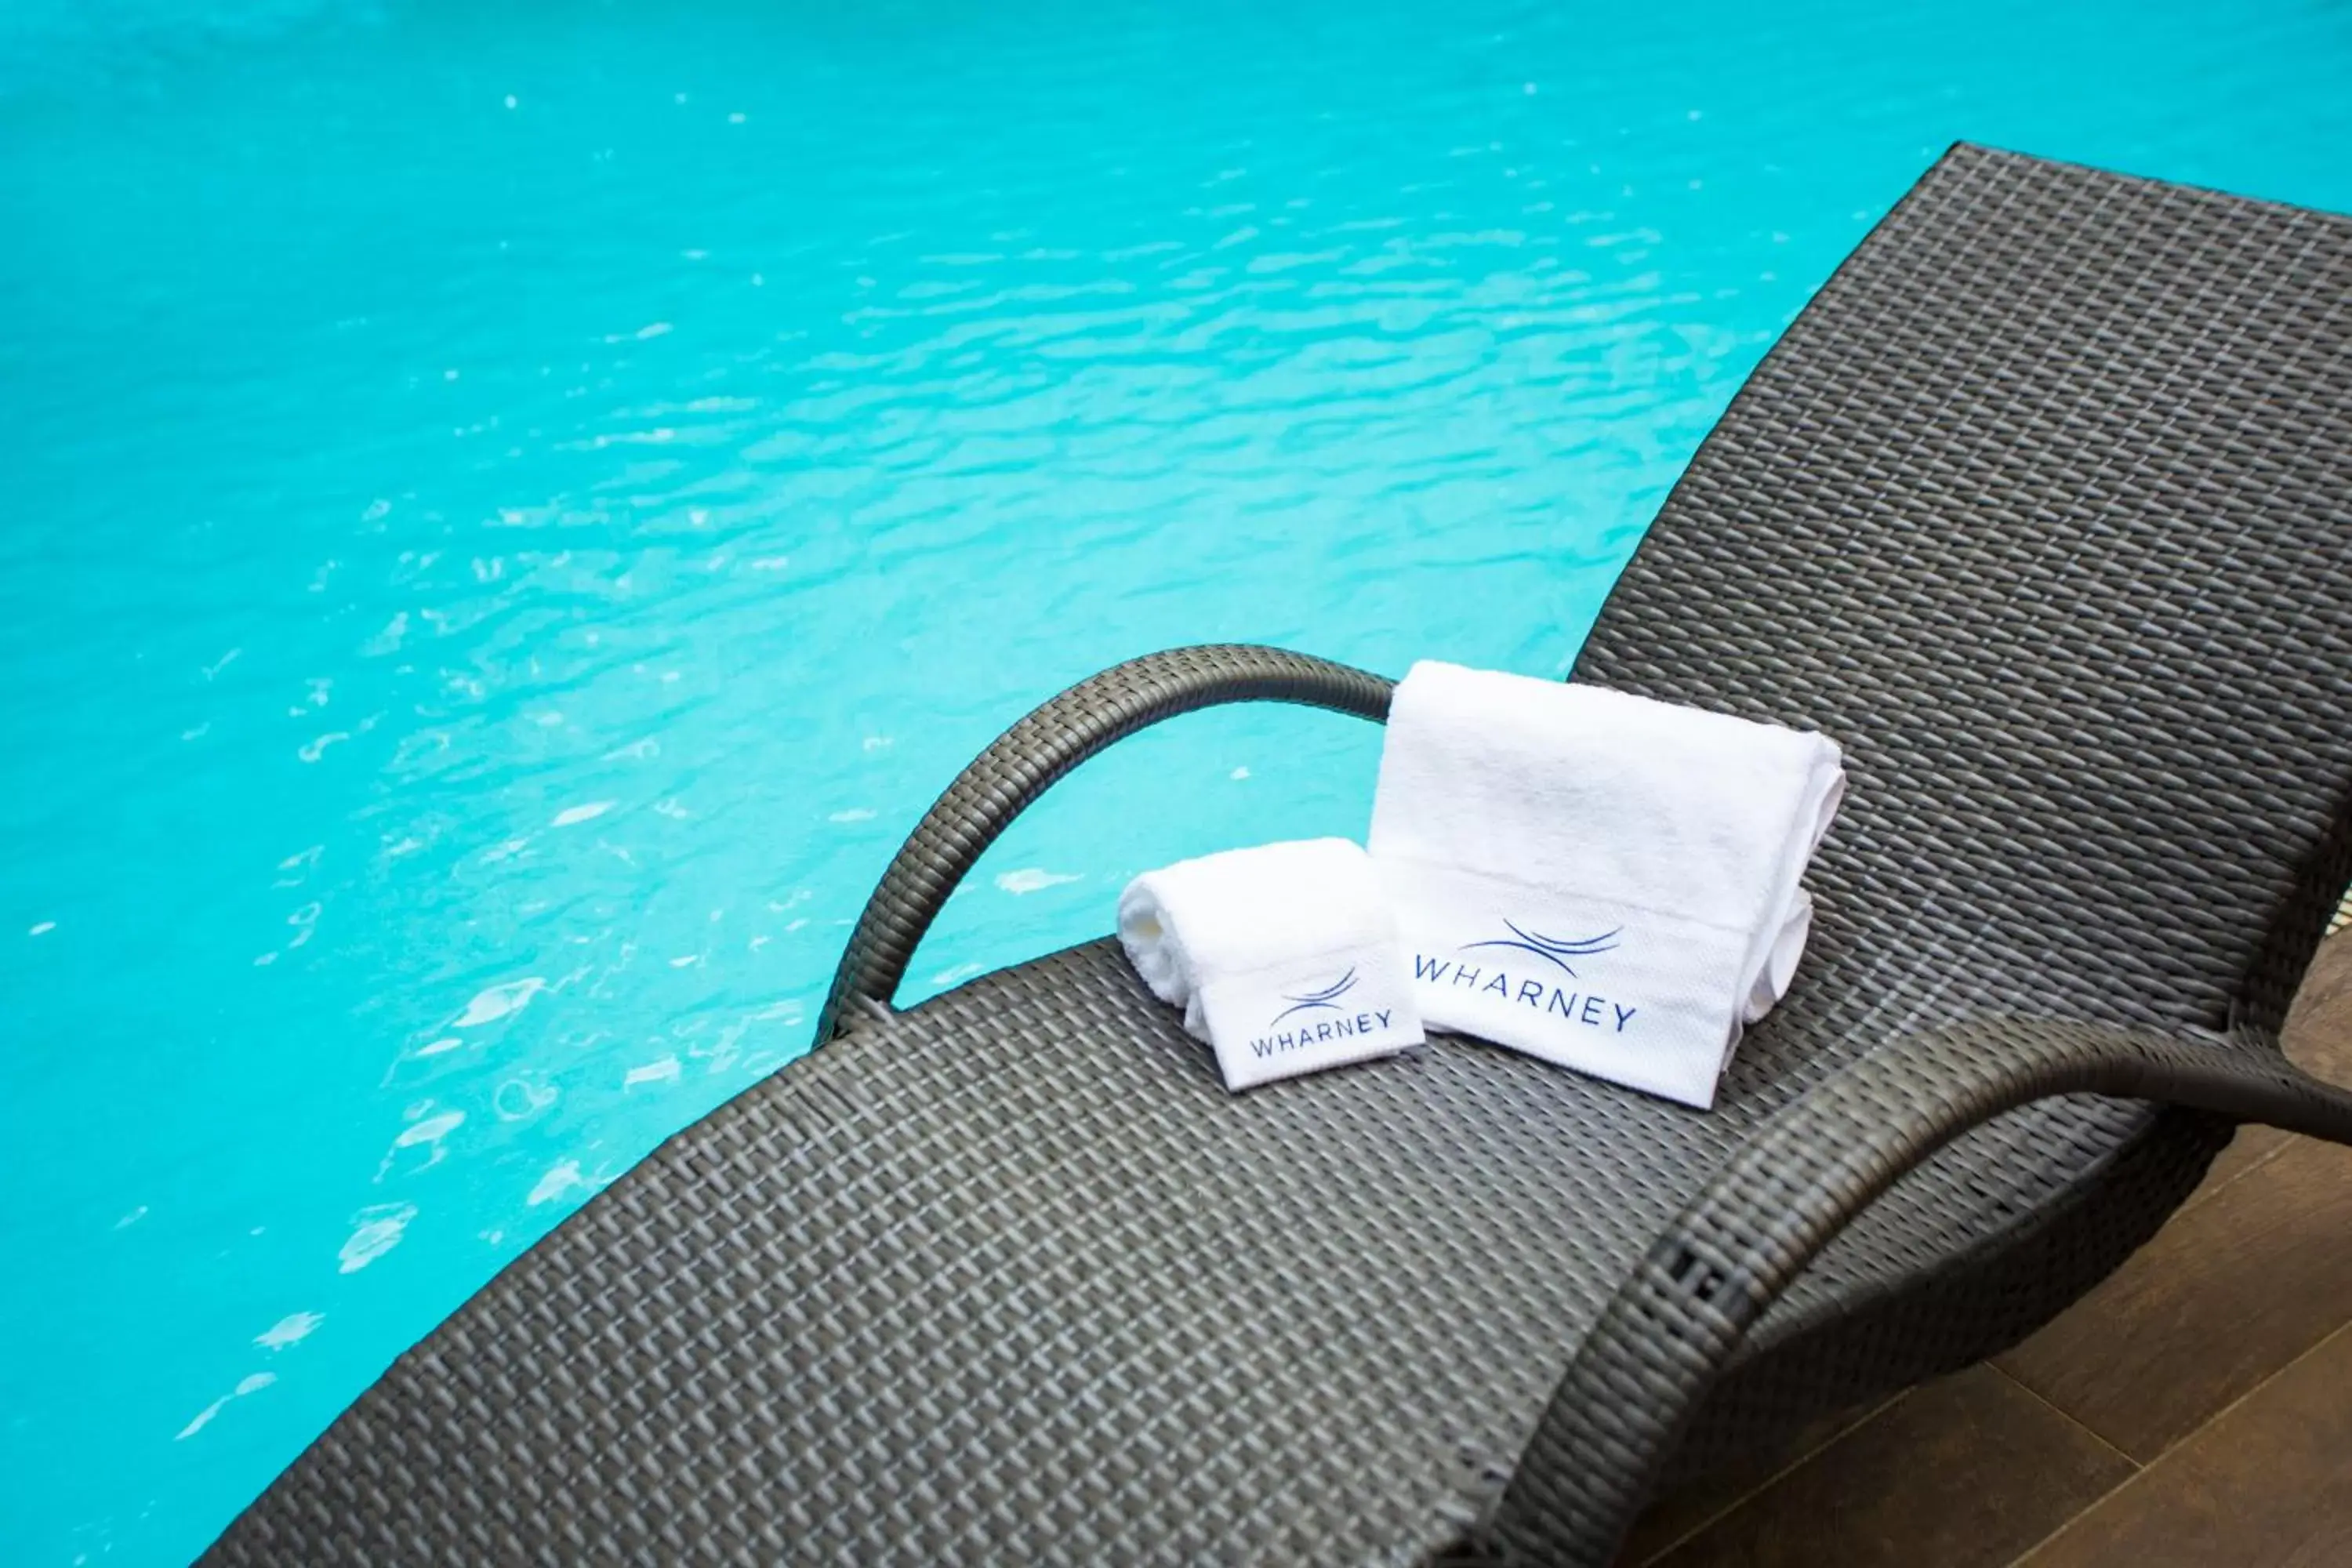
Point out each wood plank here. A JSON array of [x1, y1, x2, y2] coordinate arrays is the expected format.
[[1994, 1133, 2352, 1461], [1646, 1367, 2132, 1568], [1621, 1400, 1890, 1564], [2187, 1123, 2290, 1211], [2015, 1323, 2352, 1567], [2283, 928, 2352, 1086], [1994, 931, 2352, 1460]]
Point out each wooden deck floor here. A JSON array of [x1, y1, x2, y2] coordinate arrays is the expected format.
[[1621, 927, 2352, 1568]]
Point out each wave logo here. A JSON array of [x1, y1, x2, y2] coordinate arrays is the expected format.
[[1270, 967, 1359, 1025], [1459, 921, 1622, 977]]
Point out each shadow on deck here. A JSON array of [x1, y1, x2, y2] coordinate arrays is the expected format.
[[1621, 924, 2352, 1568]]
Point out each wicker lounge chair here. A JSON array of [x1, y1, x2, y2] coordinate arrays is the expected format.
[[204, 143, 2352, 1566]]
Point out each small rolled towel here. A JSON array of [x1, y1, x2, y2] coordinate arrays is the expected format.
[[1118, 837, 1426, 1092], [1367, 661, 1844, 1109]]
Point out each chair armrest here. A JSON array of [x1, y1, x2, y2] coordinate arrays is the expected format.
[[816, 644, 1394, 1041], [1487, 1017, 2352, 1566]]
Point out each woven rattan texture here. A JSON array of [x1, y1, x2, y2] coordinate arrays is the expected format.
[[205, 145, 2352, 1566]]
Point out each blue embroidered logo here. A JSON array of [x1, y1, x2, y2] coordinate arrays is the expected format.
[[1270, 967, 1358, 1025], [1457, 921, 1621, 977], [1412, 925, 1639, 1036], [1250, 968, 1397, 1059]]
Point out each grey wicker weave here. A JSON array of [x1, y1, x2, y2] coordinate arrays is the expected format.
[[201, 144, 2352, 1568]]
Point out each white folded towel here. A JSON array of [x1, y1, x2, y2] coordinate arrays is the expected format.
[[1118, 838, 1426, 1092], [1367, 661, 1844, 1109]]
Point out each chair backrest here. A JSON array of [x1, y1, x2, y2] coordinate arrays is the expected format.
[[1575, 143, 2352, 1040]]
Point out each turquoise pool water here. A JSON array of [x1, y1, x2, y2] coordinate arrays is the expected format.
[[4, 1, 2350, 1561]]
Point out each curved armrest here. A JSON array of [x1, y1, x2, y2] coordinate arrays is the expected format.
[[1489, 1018, 2352, 1566], [816, 644, 1394, 1041]]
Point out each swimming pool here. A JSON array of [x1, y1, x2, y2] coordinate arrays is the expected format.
[[2, 0, 2348, 1561]]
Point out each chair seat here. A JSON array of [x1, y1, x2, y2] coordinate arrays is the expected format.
[[205, 937, 2200, 1566]]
